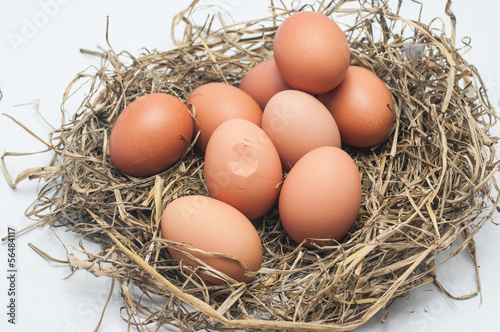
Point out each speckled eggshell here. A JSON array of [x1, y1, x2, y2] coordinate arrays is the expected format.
[[160, 195, 263, 284], [278, 146, 361, 248], [273, 11, 351, 94], [317, 66, 395, 148], [261, 90, 341, 171], [238, 59, 292, 110], [204, 119, 283, 220], [109, 93, 193, 177], [186, 82, 262, 152]]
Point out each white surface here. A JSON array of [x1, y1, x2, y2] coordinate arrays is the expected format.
[[1, 1, 500, 331]]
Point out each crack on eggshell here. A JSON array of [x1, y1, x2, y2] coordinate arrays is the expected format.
[[227, 140, 259, 189]]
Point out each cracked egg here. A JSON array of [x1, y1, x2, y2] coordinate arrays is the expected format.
[[204, 118, 283, 220]]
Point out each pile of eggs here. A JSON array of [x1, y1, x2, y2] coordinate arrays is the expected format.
[[108, 11, 395, 285]]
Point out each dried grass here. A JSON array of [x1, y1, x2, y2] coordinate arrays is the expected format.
[[3, 0, 500, 331]]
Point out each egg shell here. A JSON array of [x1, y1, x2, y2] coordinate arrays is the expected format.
[[186, 82, 262, 152], [238, 59, 292, 110], [160, 195, 263, 284], [204, 119, 283, 220], [278, 146, 361, 247], [317, 66, 395, 148], [261, 90, 341, 171], [109, 93, 193, 177], [273, 11, 351, 94]]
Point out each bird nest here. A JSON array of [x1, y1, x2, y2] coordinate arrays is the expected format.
[[4, 0, 500, 331]]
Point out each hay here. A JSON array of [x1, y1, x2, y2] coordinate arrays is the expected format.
[[3, 0, 500, 330]]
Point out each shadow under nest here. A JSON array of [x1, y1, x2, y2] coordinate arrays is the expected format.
[[10, 0, 500, 331]]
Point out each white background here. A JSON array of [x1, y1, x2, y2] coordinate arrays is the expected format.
[[1, 1, 500, 331]]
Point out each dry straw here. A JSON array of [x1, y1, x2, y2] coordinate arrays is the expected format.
[[3, 0, 500, 330]]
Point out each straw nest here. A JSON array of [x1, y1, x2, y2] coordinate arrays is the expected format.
[[4, 0, 500, 331]]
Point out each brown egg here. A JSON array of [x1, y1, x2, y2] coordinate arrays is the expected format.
[[279, 146, 361, 248], [239, 59, 292, 110], [261, 90, 341, 171], [204, 119, 283, 220], [317, 66, 395, 148], [273, 11, 351, 94], [186, 82, 262, 152], [109, 93, 193, 177], [161, 195, 263, 284]]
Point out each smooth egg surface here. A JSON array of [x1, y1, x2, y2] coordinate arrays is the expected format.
[[239, 59, 292, 110], [317, 66, 395, 148], [161, 195, 263, 284], [186, 82, 262, 152], [279, 146, 361, 247], [273, 11, 351, 94], [109, 93, 193, 177], [262, 90, 341, 171]]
